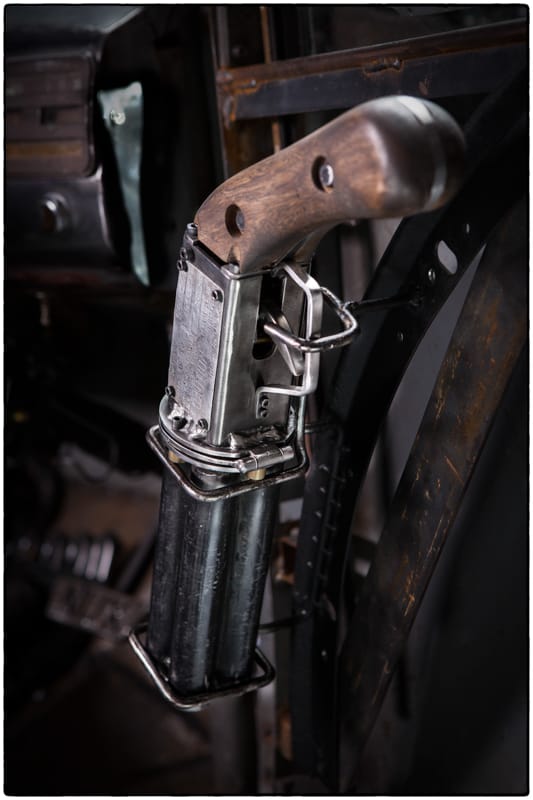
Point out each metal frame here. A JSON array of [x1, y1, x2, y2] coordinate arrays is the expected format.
[[129, 622, 275, 712], [210, 16, 527, 175], [289, 69, 528, 789], [207, 8, 527, 791]]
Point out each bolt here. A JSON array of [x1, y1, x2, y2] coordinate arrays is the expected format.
[[109, 109, 126, 126], [186, 222, 198, 240], [226, 262, 240, 275], [318, 162, 335, 189], [260, 396, 269, 408], [427, 267, 437, 284], [212, 289, 223, 302], [180, 245, 195, 264], [177, 246, 190, 271]]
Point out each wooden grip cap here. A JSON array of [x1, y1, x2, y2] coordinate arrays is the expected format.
[[195, 96, 466, 272]]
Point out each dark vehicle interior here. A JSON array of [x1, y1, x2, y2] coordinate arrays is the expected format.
[[4, 5, 528, 795]]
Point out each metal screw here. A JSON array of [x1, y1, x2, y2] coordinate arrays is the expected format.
[[177, 247, 188, 272], [260, 396, 269, 408], [318, 162, 335, 189], [109, 109, 126, 126], [212, 290, 223, 302], [180, 245, 195, 263], [186, 222, 198, 240], [427, 267, 437, 284]]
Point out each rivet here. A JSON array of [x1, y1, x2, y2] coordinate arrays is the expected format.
[[109, 109, 126, 126], [318, 162, 335, 189], [186, 222, 198, 240]]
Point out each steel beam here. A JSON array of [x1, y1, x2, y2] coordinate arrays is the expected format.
[[216, 20, 527, 122]]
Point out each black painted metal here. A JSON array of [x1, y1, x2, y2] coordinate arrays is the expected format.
[[167, 476, 234, 694], [147, 469, 185, 666], [216, 20, 527, 123], [214, 484, 280, 685], [290, 69, 527, 788], [147, 469, 279, 697], [231, 44, 526, 120], [338, 195, 528, 791]]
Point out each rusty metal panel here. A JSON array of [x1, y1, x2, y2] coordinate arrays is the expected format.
[[5, 56, 94, 177], [337, 197, 528, 791], [215, 20, 527, 121]]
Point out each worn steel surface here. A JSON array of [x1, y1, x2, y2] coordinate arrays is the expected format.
[[338, 195, 528, 790], [289, 70, 527, 788], [217, 20, 527, 122]]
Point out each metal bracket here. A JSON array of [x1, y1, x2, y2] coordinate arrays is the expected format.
[[258, 263, 358, 400], [129, 622, 275, 712], [146, 425, 308, 502]]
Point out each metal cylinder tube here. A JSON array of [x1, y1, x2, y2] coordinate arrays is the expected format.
[[147, 469, 278, 698], [146, 469, 185, 664], [214, 483, 280, 686]]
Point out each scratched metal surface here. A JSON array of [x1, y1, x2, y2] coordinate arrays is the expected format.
[[337, 196, 528, 791], [168, 266, 224, 425]]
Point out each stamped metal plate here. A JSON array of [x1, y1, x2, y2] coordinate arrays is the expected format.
[[168, 263, 224, 427]]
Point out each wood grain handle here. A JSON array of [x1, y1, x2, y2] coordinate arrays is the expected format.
[[195, 96, 465, 272]]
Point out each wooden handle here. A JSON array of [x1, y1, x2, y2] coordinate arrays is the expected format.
[[195, 96, 465, 272]]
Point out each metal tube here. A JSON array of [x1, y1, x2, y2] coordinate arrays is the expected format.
[[147, 465, 279, 697], [167, 472, 235, 695], [146, 469, 185, 664], [147, 463, 278, 699], [214, 484, 280, 685]]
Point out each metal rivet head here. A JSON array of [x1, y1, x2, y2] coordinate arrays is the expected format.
[[318, 162, 334, 189], [109, 109, 126, 126], [427, 267, 437, 284]]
